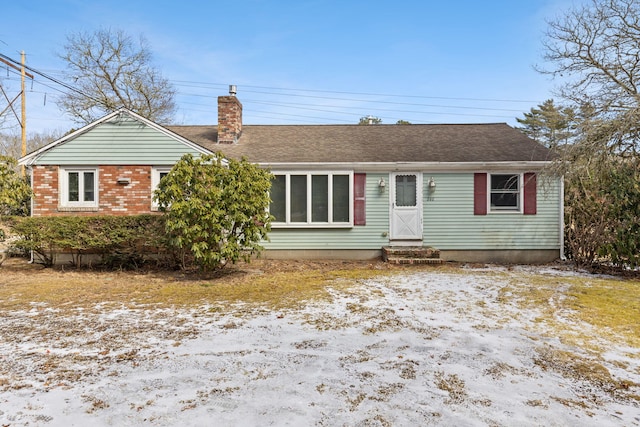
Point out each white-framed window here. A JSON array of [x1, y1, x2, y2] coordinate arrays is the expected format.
[[151, 167, 172, 209], [489, 173, 521, 212], [270, 171, 353, 227], [59, 167, 98, 209]]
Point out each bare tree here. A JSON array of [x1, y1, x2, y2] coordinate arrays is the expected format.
[[541, 0, 640, 155], [540, 0, 640, 270], [0, 74, 19, 133], [0, 130, 63, 158], [58, 28, 176, 125]]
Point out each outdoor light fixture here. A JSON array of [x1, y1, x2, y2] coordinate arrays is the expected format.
[[428, 176, 436, 190], [378, 177, 386, 193]]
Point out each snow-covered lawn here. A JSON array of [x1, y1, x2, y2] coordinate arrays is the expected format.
[[0, 266, 638, 426]]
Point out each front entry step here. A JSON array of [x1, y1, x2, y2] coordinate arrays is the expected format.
[[382, 246, 444, 265]]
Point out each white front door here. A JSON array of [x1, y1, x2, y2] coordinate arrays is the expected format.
[[390, 172, 423, 241]]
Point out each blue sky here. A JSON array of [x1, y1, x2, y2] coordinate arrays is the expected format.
[[0, 0, 576, 135]]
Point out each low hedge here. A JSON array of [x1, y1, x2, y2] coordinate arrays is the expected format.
[[8, 215, 184, 269]]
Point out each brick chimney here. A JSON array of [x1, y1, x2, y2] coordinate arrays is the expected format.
[[217, 85, 242, 144]]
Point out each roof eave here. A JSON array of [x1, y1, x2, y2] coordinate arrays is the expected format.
[[257, 161, 554, 172]]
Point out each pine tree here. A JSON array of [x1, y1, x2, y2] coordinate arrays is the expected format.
[[516, 99, 575, 148]]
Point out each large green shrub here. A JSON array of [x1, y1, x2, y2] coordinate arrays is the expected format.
[[9, 215, 174, 268], [0, 156, 31, 216], [154, 153, 272, 271], [599, 159, 640, 270]]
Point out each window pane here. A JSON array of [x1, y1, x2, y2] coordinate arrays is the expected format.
[[491, 174, 518, 191], [68, 172, 79, 202], [491, 193, 519, 208], [490, 174, 519, 210], [290, 175, 307, 222], [269, 175, 286, 222], [83, 172, 95, 202], [312, 175, 328, 222], [395, 175, 417, 207], [332, 175, 349, 222]]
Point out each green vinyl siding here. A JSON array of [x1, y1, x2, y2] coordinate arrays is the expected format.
[[35, 116, 203, 165], [422, 173, 561, 250], [264, 172, 561, 251], [263, 173, 389, 250]]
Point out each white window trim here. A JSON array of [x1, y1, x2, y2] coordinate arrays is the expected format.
[[151, 166, 172, 210], [488, 172, 523, 214], [270, 171, 354, 228], [59, 167, 99, 210]]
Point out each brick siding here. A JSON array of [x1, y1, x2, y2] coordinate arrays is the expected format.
[[31, 165, 158, 216]]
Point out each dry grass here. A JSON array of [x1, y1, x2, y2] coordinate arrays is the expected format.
[[2, 258, 637, 330], [434, 371, 468, 404], [0, 257, 407, 313], [534, 345, 640, 403], [1, 257, 639, 416], [497, 271, 640, 352], [566, 280, 640, 343], [2, 257, 638, 352]]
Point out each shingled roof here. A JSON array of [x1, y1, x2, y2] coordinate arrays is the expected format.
[[167, 123, 552, 164]]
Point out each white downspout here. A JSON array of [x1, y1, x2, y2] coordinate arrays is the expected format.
[[28, 166, 34, 264], [559, 175, 566, 261]]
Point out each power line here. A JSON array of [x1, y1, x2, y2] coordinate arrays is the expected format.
[[242, 98, 522, 114], [171, 81, 535, 122], [177, 95, 519, 123], [3, 58, 535, 120], [171, 81, 540, 104], [0, 53, 103, 105], [1, 52, 533, 128], [35, 72, 537, 106], [176, 91, 525, 113]]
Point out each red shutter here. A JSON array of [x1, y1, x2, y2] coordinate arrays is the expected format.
[[474, 173, 487, 215], [523, 172, 537, 215], [354, 173, 366, 225]]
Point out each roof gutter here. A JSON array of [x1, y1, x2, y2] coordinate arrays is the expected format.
[[255, 161, 553, 172]]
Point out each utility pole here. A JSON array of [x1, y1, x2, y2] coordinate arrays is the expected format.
[[0, 52, 33, 175]]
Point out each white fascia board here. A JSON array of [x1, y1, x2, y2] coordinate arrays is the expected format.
[[255, 161, 553, 172]]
